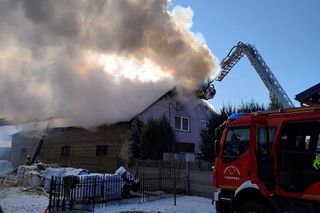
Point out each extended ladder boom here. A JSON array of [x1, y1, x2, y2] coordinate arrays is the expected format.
[[216, 42, 294, 108]]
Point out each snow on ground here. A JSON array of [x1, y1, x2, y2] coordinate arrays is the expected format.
[[0, 186, 48, 213], [0, 186, 215, 213], [96, 195, 215, 213]]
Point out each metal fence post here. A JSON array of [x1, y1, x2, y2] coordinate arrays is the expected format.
[[48, 176, 53, 211], [62, 181, 66, 212], [158, 160, 162, 191], [174, 161, 176, 206], [93, 178, 96, 211], [101, 175, 105, 207], [142, 173, 145, 203], [186, 161, 190, 194], [135, 159, 139, 175], [57, 177, 61, 211], [53, 177, 57, 212]]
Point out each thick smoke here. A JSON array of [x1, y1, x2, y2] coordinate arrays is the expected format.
[[0, 0, 217, 127]]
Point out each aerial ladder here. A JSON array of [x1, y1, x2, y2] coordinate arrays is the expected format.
[[211, 42, 295, 108]]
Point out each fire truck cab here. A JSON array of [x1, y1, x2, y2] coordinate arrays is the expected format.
[[213, 105, 320, 212]]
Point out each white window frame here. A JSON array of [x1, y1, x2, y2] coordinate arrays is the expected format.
[[175, 115, 190, 132]]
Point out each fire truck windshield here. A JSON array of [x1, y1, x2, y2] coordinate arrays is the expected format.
[[222, 126, 250, 163]]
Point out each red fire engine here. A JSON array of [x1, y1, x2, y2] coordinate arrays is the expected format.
[[213, 105, 320, 212]]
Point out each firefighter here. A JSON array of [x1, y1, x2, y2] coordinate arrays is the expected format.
[[313, 154, 320, 170], [230, 133, 241, 156], [25, 155, 31, 165]]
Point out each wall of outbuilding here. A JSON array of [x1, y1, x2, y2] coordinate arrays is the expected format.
[[42, 123, 131, 173], [10, 133, 42, 168]]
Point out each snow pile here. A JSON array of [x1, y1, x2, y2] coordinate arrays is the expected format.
[[0, 160, 14, 177]]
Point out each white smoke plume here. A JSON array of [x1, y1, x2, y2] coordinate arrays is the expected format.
[[0, 0, 217, 127]]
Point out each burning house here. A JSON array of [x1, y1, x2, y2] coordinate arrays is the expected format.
[[10, 89, 212, 172]]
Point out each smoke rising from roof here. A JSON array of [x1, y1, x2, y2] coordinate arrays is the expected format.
[[0, 0, 217, 127]]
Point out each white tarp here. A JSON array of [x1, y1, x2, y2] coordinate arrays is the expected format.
[[42, 167, 88, 191], [77, 173, 123, 200], [42, 167, 138, 199]]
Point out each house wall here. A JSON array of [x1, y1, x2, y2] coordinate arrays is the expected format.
[[10, 133, 41, 168], [139, 93, 212, 153], [43, 123, 131, 173]]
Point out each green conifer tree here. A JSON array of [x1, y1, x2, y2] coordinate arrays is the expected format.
[[129, 117, 144, 159]]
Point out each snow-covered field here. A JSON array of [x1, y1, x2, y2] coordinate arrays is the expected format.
[[0, 186, 48, 213], [0, 186, 215, 213]]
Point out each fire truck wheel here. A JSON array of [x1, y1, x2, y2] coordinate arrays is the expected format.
[[237, 201, 271, 213]]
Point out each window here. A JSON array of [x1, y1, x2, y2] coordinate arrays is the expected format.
[[61, 146, 70, 156], [223, 126, 250, 163], [96, 145, 108, 156], [279, 121, 320, 191], [280, 122, 320, 152], [257, 127, 277, 155], [175, 116, 190, 131]]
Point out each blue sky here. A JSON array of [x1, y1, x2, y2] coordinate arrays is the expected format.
[[172, 0, 320, 110]]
